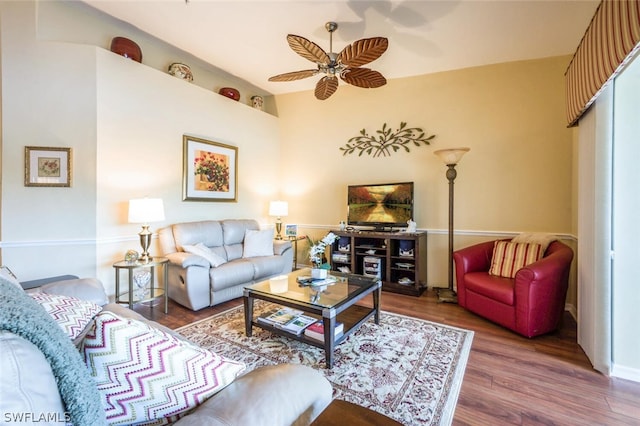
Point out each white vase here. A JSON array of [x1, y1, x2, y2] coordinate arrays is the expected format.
[[311, 268, 328, 279]]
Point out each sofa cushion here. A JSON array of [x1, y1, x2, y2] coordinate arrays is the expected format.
[[173, 364, 333, 426], [464, 271, 515, 305], [0, 331, 67, 424], [29, 292, 102, 340], [248, 255, 288, 279], [173, 221, 224, 252], [221, 219, 259, 245], [243, 229, 274, 258], [40, 277, 110, 306], [209, 260, 256, 291], [81, 311, 245, 426], [489, 241, 544, 278], [183, 243, 228, 267]]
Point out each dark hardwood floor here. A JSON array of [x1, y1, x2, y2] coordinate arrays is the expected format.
[[136, 289, 640, 425]]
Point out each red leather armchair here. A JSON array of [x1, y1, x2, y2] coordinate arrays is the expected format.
[[453, 240, 574, 338]]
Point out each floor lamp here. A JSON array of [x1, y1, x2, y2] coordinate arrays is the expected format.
[[434, 148, 470, 303]]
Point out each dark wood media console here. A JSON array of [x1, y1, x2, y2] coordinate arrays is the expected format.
[[329, 230, 427, 296]]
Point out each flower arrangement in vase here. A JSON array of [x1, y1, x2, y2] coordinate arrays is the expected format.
[[307, 232, 338, 278]]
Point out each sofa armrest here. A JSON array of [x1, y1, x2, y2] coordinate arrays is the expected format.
[[453, 240, 496, 274], [513, 241, 574, 336], [36, 277, 109, 306], [20, 274, 79, 290], [174, 364, 332, 426], [515, 243, 573, 291], [273, 240, 292, 256], [165, 252, 210, 269]]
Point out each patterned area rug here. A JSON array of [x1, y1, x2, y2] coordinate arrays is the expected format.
[[177, 301, 473, 425]]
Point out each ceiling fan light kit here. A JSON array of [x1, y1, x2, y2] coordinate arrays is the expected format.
[[269, 22, 388, 100]]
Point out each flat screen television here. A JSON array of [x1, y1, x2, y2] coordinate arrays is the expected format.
[[347, 182, 414, 231]]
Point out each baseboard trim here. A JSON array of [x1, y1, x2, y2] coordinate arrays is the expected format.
[[611, 364, 640, 383], [565, 303, 577, 321]]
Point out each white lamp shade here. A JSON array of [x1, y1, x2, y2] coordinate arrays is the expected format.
[[269, 200, 288, 217], [434, 148, 470, 165], [128, 198, 165, 224]]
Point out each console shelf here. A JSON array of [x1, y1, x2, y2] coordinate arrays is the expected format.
[[330, 230, 427, 296]]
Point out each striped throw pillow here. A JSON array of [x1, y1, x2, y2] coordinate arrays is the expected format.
[[29, 292, 102, 339], [489, 241, 544, 278]]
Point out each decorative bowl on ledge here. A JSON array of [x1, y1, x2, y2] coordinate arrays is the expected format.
[[168, 62, 193, 82], [218, 87, 240, 101], [110, 37, 142, 63]]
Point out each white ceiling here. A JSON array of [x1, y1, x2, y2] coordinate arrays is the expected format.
[[83, 0, 600, 95]]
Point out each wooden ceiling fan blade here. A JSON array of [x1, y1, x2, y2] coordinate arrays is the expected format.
[[315, 76, 339, 100], [341, 68, 387, 88], [287, 34, 330, 65], [268, 69, 318, 82], [338, 37, 389, 68]]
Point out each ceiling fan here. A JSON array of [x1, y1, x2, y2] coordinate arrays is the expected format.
[[268, 22, 389, 100]]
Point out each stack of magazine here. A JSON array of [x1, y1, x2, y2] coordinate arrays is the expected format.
[[257, 307, 317, 335]]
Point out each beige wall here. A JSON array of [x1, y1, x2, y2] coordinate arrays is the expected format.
[[275, 56, 576, 300]]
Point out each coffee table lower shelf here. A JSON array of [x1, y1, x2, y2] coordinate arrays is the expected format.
[[250, 304, 375, 351]]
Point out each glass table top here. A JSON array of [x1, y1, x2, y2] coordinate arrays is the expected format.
[[245, 268, 378, 309]]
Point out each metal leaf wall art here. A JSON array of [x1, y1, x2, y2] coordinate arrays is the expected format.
[[340, 122, 436, 157]]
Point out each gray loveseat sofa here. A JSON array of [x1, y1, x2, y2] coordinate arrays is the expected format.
[[159, 219, 293, 311], [0, 272, 332, 426]]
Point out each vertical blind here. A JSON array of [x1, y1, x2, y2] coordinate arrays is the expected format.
[[565, 0, 640, 127]]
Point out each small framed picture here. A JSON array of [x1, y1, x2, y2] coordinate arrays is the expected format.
[[183, 135, 238, 202], [24, 146, 71, 187], [285, 224, 298, 238]]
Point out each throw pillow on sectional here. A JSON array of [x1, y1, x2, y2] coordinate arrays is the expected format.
[[242, 228, 274, 258], [80, 310, 246, 425]]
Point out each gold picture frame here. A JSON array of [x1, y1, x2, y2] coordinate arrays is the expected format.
[[183, 135, 238, 202], [24, 146, 72, 187]]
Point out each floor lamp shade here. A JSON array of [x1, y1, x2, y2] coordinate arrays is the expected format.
[[269, 200, 288, 240], [434, 148, 470, 165], [434, 148, 470, 303], [128, 198, 165, 262]]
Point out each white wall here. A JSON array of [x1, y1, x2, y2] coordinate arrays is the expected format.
[[0, 1, 282, 295], [1, 1, 98, 279], [576, 88, 613, 376], [611, 54, 640, 381], [93, 49, 281, 292]]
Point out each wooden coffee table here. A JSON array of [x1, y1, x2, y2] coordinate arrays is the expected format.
[[243, 268, 381, 368]]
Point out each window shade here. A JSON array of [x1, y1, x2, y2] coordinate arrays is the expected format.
[[565, 0, 640, 127]]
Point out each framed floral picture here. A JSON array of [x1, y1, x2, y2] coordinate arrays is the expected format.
[[24, 146, 72, 187], [183, 135, 238, 202]]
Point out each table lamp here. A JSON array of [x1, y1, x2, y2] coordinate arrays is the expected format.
[[128, 197, 165, 263], [269, 200, 288, 240]]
